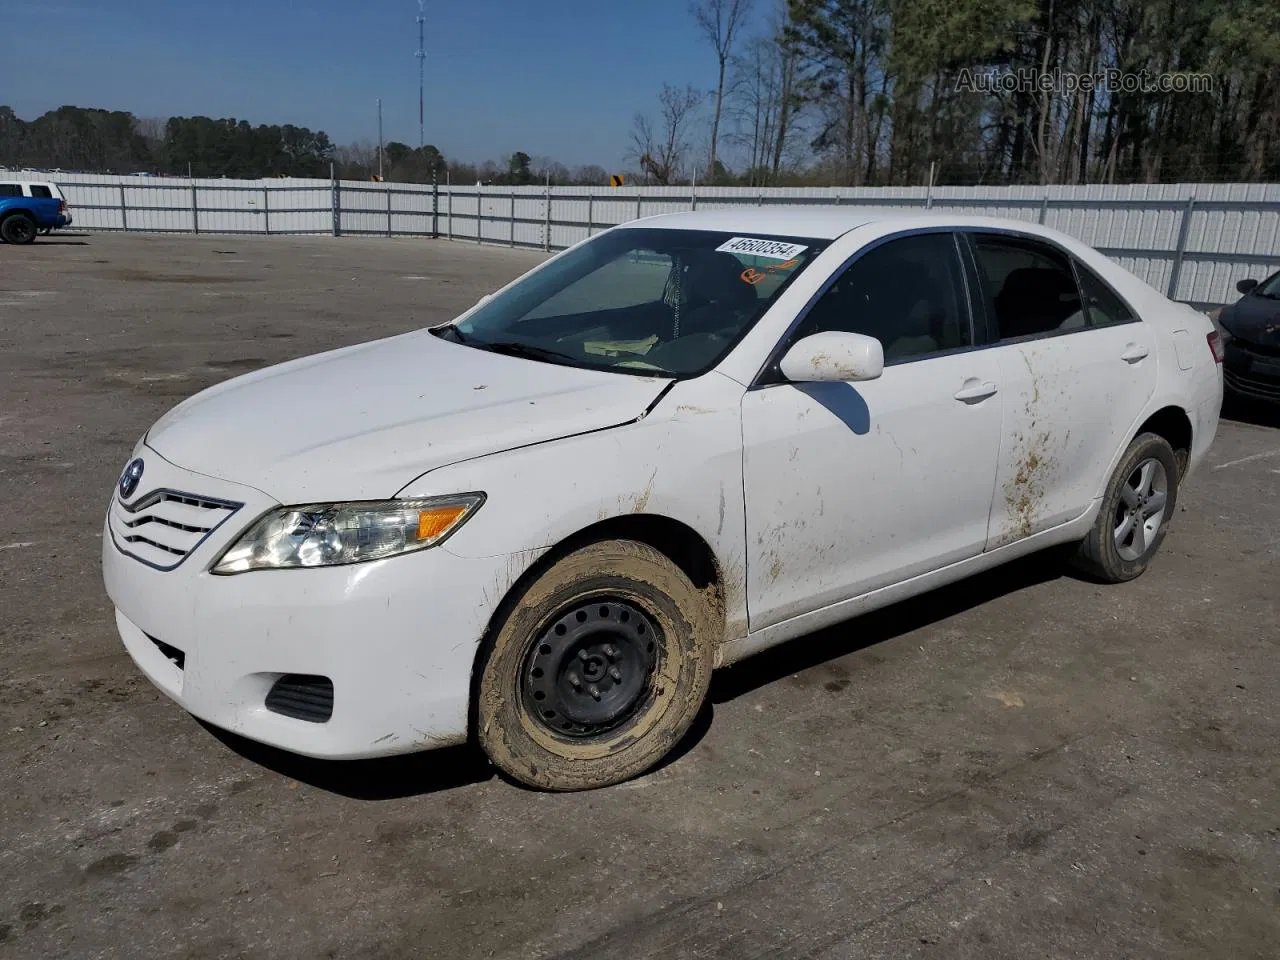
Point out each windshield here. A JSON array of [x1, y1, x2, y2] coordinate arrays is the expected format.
[[446, 228, 828, 377]]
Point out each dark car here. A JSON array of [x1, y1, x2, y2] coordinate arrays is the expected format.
[[1218, 272, 1280, 405]]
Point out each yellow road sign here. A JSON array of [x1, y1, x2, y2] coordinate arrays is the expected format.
[[610, 174, 624, 187]]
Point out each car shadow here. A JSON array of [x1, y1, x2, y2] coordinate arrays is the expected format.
[[34, 239, 90, 246], [709, 545, 1073, 704], [199, 721, 493, 800], [1222, 393, 1280, 430]]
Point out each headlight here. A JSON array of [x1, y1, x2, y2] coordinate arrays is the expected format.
[[211, 494, 484, 574]]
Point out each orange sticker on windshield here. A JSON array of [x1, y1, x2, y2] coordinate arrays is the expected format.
[[740, 267, 767, 285]]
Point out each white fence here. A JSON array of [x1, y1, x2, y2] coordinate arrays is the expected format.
[[6, 169, 1280, 307]]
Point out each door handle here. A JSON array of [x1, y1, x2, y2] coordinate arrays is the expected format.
[[954, 379, 998, 403], [1120, 343, 1150, 363]]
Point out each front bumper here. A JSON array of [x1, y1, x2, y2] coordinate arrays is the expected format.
[[1223, 340, 1280, 404], [103, 448, 516, 759]]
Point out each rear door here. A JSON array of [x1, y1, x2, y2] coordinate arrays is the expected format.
[[963, 233, 1158, 548]]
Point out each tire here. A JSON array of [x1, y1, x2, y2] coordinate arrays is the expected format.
[[476, 539, 716, 791], [1, 213, 38, 245], [1071, 432, 1179, 582]]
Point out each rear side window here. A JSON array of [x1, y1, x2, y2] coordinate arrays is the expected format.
[[1075, 261, 1136, 326], [29, 185, 53, 199], [0, 184, 22, 197], [970, 235, 1086, 340], [792, 232, 972, 362]]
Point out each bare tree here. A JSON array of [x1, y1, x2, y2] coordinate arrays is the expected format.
[[629, 84, 705, 185], [691, 0, 753, 183]]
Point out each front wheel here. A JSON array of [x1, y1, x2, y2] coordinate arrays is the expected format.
[[1071, 432, 1179, 582], [476, 540, 716, 791], [1, 213, 37, 245]]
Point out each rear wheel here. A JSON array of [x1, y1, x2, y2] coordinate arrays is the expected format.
[[1072, 432, 1179, 582], [476, 540, 716, 791], [1, 213, 37, 245]]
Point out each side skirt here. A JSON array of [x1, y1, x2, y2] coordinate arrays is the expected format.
[[714, 506, 1099, 668]]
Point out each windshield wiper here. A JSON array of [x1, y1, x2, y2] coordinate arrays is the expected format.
[[476, 340, 583, 367], [431, 323, 470, 343]]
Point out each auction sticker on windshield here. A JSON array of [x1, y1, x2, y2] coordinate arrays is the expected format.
[[715, 237, 809, 260]]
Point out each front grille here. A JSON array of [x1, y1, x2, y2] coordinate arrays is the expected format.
[[1225, 368, 1280, 402], [147, 634, 186, 670], [110, 489, 242, 571], [265, 675, 334, 723], [1231, 338, 1280, 359]]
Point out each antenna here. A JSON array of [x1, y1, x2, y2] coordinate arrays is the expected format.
[[415, 0, 426, 149]]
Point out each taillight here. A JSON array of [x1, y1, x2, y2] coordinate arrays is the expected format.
[[1207, 331, 1224, 364]]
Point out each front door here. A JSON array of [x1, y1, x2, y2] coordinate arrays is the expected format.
[[741, 232, 1004, 632]]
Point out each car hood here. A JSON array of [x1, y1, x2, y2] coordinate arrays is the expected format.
[[1221, 295, 1280, 346], [145, 329, 671, 502]]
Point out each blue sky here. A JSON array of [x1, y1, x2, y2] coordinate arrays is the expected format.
[[2, 0, 767, 169]]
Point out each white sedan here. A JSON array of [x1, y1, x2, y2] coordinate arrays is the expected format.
[[103, 209, 1223, 790]]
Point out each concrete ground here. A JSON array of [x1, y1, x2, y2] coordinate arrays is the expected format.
[[1, 233, 1278, 960]]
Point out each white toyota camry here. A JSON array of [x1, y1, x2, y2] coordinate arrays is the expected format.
[[103, 209, 1223, 790]]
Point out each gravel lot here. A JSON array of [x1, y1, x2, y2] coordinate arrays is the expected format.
[[1, 233, 1278, 960]]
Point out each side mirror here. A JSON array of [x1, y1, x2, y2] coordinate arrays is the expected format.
[[1237, 278, 1259, 295], [779, 332, 884, 383]]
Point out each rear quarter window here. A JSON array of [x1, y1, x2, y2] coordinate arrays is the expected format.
[[0, 184, 22, 197]]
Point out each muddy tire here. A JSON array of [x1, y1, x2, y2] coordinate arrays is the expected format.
[[1071, 432, 1179, 583], [476, 539, 716, 791]]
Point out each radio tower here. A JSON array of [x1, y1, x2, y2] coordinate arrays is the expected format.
[[415, 0, 426, 148]]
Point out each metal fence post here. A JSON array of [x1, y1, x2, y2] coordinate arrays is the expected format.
[[386, 184, 393, 238], [586, 190, 593, 238], [543, 174, 551, 252], [432, 173, 439, 239], [331, 164, 341, 237], [262, 185, 271, 235], [691, 174, 697, 211], [1167, 196, 1196, 299], [510, 188, 516, 247], [190, 179, 199, 234], [1038, 192, 1049, 225], [636, 194, 642, 222], [119, 185, 128, 231]]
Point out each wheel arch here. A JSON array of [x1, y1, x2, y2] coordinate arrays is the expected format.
[[1135, 405, 1193, 476], [466, 512, 726, 740]]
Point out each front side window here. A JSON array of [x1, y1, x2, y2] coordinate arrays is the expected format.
[[29, 185, 53, 199], [1075, 261, 1136, 326], [790, 232, 972, 361], [971, 234, 1085, 340], [447, 228, 827, 376]]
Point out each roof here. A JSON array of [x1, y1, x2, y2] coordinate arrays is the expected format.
[[630, 206, 1059, 242]]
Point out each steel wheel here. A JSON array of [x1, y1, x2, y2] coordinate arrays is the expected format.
[[477, 539, 716, 790], [522, 597, 659, 738], [1113, 457, 1168, 561]]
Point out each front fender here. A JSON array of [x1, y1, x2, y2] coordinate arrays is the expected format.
[[402, 374, 750, 641]]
